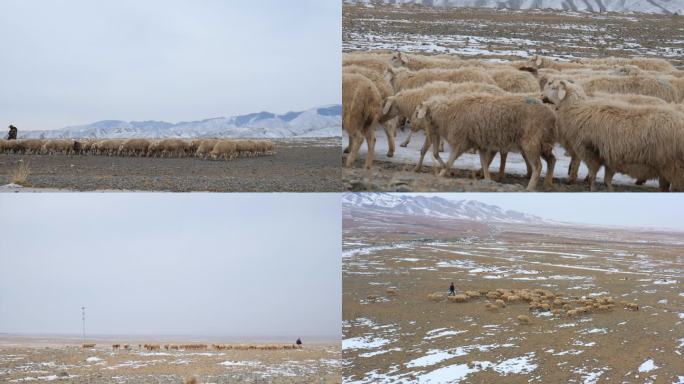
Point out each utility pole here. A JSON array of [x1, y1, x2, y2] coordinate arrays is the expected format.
[[81, 306, 86, 343]]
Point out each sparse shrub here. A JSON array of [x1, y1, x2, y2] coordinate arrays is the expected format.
[[9, 160, 30, 186]]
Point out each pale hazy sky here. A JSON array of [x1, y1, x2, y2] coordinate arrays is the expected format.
[[0, 0, 341, 131], [409, 193, 684, 231], [0, 194, 341, 340]]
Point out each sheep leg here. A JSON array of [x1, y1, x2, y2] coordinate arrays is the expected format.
[[658, 177, 671, 192], [345, 131, 364, 168], [498, 151, 508, 181], [520, 151, 532, 178], [478, 150, 493, 180], [397, 116, 407, 131], [475, 150, 496, 178], [439, 138, 445, 152], [567, 155, 581, 184], [603, 166, 615, 192], [401, 130, 413, 147], [384, 120, 396, 158], [430, 132, 447, 171], [363, 125, 376, 170], [583, 157, 602, 192], [414, 134, 432, 172], [343, 136, 351, 154], [541, 148, 556, 191], [438, 147, 464, 178], [522, 147, 542, 192]]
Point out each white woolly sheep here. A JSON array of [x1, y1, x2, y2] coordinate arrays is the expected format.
[[342, 67, 398, 157], [385, 67, 497, 92], [412, 93, 557, 191], [196, 139, 219, 159], [380, 81, 506, 171], [543, 79, 684, 191], [343, 73, 382, 169], [210, 140, 238, 160]]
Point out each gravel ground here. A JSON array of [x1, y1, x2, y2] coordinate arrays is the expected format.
[[0, 138, 342, 192]]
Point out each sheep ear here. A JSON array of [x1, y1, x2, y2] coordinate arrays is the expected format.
[[382, 99, 393, 115], [417, 105, 427, 119], [400, 52, 408, 64], [535, 56, 542, 66]]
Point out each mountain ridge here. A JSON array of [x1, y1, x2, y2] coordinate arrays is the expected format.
[[342, 192, 559, 225], [19, 105, 341, 139]]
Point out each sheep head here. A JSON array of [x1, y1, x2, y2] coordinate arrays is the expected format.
[[411, 103, 431, 132], [390, 51, 409, 67], [543, 79, 575, 105]]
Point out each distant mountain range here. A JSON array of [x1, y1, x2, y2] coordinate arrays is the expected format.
[[342, 193, 557, 225], [19, 105, 341, 139], [348, 0, 684, 15]]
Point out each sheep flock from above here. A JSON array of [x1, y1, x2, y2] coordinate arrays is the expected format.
[[0, 138, 276, 161], [342, 51, 684, 191]]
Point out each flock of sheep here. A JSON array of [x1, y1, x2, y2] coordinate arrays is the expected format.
[[0, 138, 276, 160], [85, 343, 302, 351], [425, 288, 638, 323], [343, 51, 684, 191]]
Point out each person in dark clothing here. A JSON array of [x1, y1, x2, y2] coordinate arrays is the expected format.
[[449, 282, 456, 296], [7, 125, 17, 140], [296, 337, 302, 346]]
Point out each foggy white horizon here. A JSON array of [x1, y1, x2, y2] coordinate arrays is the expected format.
[[0, 194, 342, 340]]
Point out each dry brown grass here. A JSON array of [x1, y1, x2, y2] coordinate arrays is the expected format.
[[9, 160, 30, 186]]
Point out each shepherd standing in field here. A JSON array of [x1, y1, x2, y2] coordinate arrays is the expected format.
[[6, 125, 17, 140], [449, 282, 456, 296]]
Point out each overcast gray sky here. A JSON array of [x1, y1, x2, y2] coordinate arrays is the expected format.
[[0, 194, 341, 340], [409, 193, 684, 231], [0, 0, 341, 131]]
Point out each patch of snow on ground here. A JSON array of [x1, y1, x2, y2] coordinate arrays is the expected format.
[[219, 360, 261, 367], [493, 353, 538, 375], [638, 358, 658, 373], [424, 329, 468, 340], [343, 336, 391, 351], [85, 357, 102, 363]]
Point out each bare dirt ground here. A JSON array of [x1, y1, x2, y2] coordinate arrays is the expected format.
[[343, 210, 684, 383], [0, 336, 340, 383], [0, 138, 341, 192], [342, 3, 683, 192]]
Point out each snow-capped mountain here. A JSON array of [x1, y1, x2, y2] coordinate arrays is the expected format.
[[19, 105, 341, 139], [342, 193, 555, 224], [348, 0, 684, 15]]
